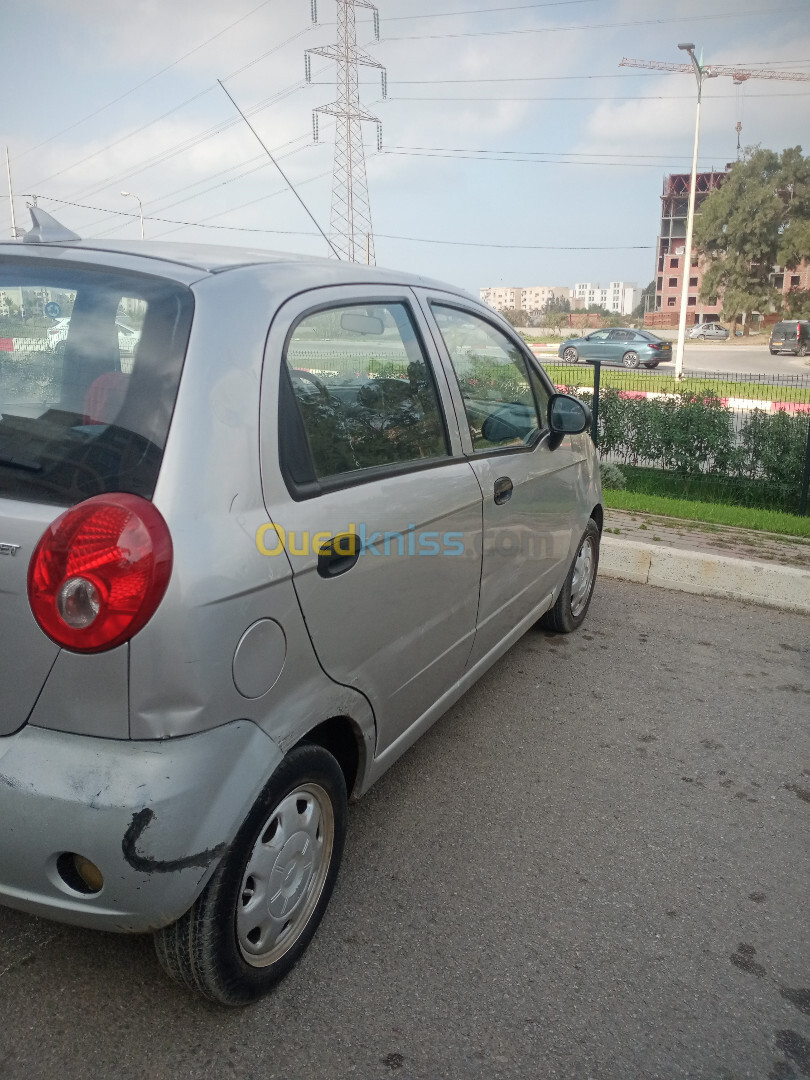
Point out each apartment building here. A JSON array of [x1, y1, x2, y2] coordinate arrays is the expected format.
[[479, 285, 571, 314], [571, 281, 641, 316]]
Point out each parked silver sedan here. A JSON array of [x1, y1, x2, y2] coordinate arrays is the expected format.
[[688, 322, 730, 341], [0, 210, 602, 1004]]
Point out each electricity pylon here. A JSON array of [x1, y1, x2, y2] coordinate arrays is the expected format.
[[306, 1, 386, 263]]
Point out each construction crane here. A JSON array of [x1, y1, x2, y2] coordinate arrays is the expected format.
[[619, 58, 810, 82], [620, 57, 810, 154]]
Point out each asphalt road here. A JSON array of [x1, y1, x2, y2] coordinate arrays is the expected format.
[[1, 580, 808, 1080]]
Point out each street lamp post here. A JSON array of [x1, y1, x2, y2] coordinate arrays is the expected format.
[[120, 190, 145, 239], [673, 44, 716, 382]]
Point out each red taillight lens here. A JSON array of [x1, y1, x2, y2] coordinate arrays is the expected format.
[[648, 342, 662, 350], [28, 493, 172, 653]]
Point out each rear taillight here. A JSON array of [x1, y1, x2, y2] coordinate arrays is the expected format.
[[28, 493, 172, 653], [648, 342, 662, 350]]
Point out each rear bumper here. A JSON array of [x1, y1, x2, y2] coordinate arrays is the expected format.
[[0, 720, 283, 932]]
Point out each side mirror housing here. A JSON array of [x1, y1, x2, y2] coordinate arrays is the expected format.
[[547, 393, 591, 450]]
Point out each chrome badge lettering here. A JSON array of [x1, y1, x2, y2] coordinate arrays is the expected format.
[[0, 542, 21, 556]]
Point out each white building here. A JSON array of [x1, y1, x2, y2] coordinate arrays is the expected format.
[[479, 285, 571, 314], [572, 281, 641, 316]]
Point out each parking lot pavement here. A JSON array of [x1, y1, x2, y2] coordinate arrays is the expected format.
[[1, 580, 808, 1080]]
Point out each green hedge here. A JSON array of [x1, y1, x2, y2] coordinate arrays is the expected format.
[[572, 386, 809, 513]]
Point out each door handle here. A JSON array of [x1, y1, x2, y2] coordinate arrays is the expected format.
[[493, 476, 513, 505], [317, 533, 361, 578]]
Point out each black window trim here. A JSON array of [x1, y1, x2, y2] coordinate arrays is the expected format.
[[277, 295, 457, 502]]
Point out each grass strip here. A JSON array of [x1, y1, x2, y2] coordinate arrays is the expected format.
[[541, 364, 810, 403], [602, 489, 810, 537]]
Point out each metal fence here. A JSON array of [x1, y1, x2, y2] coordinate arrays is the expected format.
[[545, 361, 810, 516]]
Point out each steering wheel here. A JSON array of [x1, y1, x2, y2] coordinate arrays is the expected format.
[[290, 368, 330, 403]]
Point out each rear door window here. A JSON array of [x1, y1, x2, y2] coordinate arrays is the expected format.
[[0, 260, 193, 506], [282, 301, 449, 482]]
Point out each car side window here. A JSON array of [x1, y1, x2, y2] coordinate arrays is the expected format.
[[608, 330, 631, 342], [589, 330, 610, 341], [283, 301, 448, 480], [431, 304, 542, 452]]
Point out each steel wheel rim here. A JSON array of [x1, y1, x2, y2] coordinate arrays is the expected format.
[[236, 783, 334, 968], [570, 535, 596, 617]]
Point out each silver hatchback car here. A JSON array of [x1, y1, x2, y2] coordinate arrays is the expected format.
[[0, 210, 602, 1004]]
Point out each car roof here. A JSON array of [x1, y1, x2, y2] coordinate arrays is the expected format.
[[0, 236, 470, 297]]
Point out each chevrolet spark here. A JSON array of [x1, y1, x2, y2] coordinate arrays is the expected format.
[[0, 210, 602, 1004]]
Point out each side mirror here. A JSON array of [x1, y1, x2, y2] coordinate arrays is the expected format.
[[547, 393, 590, 449]]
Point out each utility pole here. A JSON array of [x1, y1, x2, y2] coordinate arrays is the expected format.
[[5, 146, 19, 239], [306, 0, 386, 263], [672, 45, 715, 381]]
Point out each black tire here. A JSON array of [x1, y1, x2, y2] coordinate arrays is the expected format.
[[154, 743, 347, 1005], [769, 349, 778, 355], [644, 362, 660, 368], [622, 351, 640, 369], [540, 520, 600, 634], [698, 334, 706, 340], [799, 344, 807, 357], [562, 347, 579, 363]]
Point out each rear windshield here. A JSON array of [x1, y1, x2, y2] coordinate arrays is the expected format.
[[772, 322, 797, 334], [0, 259, 193, 506]]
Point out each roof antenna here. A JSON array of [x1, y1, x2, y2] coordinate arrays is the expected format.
[[22, 207, 81, 245], [216, 79, 340, 259]]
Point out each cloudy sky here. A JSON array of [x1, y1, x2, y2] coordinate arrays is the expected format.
[[5, 0, 810, 294]]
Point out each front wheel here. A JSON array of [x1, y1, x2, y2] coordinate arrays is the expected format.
[[154, 744, 347, 1005], [539, 520, 600, 634], [698, 333, 706, 340], [622, 351, 640, 369], [562, 347, 579, 363]]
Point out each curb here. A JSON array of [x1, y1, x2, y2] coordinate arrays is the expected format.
[[599, 536, 810, 615]]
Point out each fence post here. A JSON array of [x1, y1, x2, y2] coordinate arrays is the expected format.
[[800, 418, 810, 517], [589, 360, 601, 447]]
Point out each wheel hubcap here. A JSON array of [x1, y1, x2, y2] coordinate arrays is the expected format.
[[236, 784, 334, 968], [570, 536, 596, 617]]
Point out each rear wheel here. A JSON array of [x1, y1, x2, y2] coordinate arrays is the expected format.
[[799, 344, 807, 357], [562, 347, 579, 363], [622, 351, 640, 369], [644, 362, 660, 369], [154, 744, 347, 1005], [540, 520, 600, 634]]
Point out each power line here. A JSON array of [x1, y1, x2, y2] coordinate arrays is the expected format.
[[379, 150, 721, 167], [383, 145, 735, 160], [26, 27, 315, 193], [11, 194, 652, 250], [378, 7, 807, 41], [385, 91, 810, 100], [12, 0, 280, 164], [380, 0, 601, 18]]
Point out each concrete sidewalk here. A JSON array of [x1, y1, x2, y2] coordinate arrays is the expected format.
[[599, 508, 810, 615]]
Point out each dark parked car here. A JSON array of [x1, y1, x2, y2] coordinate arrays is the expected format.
[[769, 320, 809, 356], [558, 328, 672, 368]]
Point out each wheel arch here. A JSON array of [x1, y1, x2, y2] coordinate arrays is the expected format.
[[297, 715, 366, 801], [589, 503, 604, 535]]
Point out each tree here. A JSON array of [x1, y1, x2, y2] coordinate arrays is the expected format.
[[633, 280, 656, 319], [694, 146, 810, 331], [497, 307, 525, 327]]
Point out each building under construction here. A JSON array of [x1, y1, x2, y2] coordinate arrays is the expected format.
[[647, 169, 727, 329]]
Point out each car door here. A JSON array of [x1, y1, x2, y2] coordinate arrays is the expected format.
[[605, 329, 634, 364], [580, 329, 611, 361], [259, 287, 483, 755], [418, 295, 587, 669]]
